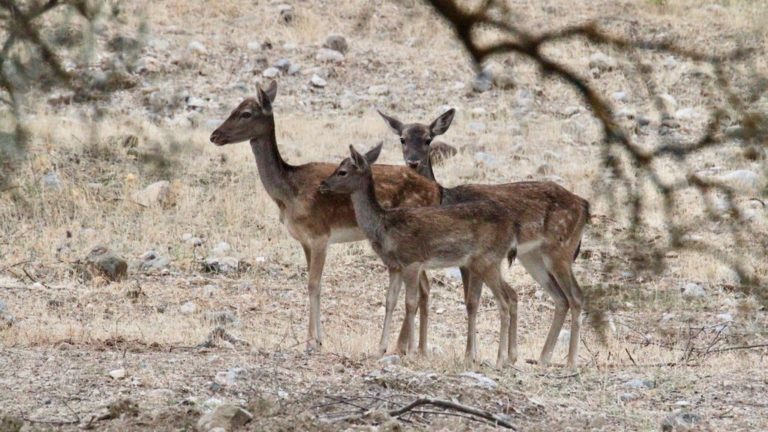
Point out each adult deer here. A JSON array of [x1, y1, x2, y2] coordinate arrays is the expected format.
[[320, 145, 519, 368], [378, 108, 590, 369], [209, 81, 441, 353]]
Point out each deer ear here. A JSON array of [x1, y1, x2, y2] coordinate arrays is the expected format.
[[376, 109, 404, 135], [257, 87, 273, 114], [349, 145, 367, 168], [364, 141, 383, 164], [264, 80, 278, 103], [430, 108, 455, 136]]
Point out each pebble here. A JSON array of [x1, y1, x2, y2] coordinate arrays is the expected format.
[[42, 172, 62, 190], [310, 74, 327, 88], [131, 180, 172, 207], [262, 67, 280, 78], [109, 368, 127, 380], [681, 282, 706, 298], [368, 85, 390, 96], [187, 41, 207, 55], [459, 372, 497, 389], [324, 35, 348, 53], [378, 355, 401, 366], [316, 48, 344, 63]]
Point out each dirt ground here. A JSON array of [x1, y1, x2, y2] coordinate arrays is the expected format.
[[1, 0, 767, 430]]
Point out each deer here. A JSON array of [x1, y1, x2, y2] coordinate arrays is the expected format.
[[377, 108, 590, 369], [319, 144, 520, 368], [209, 81, 443, 355]]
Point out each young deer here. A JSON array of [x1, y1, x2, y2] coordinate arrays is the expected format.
[[378, 108, 590, 369], [209, 81, 441, 353], [320, 145, 520, 368]]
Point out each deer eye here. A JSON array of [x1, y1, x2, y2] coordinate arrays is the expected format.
[[426, 137, 433, 145], [337, 170, 348, 177], [399, 137, 405, 145], [240, 112, 253, 119]]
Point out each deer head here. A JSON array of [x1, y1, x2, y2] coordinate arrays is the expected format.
[[209, 81, 278, 146], [377, 108, 455, 173], [319, 143, 383, 194]]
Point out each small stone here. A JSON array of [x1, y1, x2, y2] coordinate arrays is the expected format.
[[315, 48, 344, 63], [716, 312, 733, 322], [620, 392, 640, 402], [472, 70, 493, 93], [657, 93, 678, 112], [180, 301, 197, 315], [203, 284, 220, 297], [287, 64, 302, 75], [139, 250, 170, 272], [86, 246, 128, 282], [188, 41, 207, 55], [588, 52, 617, 71], [42, 172, 62, 190], [333, 364, 345, 373], [378, 355, 400, 366], [197, 405, 253, 432], [132, 180, 172, 207], [323, 35, 348, 53], [661, 412, 700, 432], [246, 41, 261, 51], [674, 107, 700, 120], [368, 85, 390, 96], [564, 106, 581, 117], [310, 74, 327, 88], [681, 282, 706, 298], [716, 170, 761, 190], [725, 125, 743, 138], [109, 368, 127, 379], [459, 372, 497, 390], [273, 58, 291, 72], [624, 379, 654, 390], [203, 257, 239, 274], [262, 67, 280, 78]]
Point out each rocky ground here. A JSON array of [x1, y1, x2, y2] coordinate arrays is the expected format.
[[1, 0, 767, 430]]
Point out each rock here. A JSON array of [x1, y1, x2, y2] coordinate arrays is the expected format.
[[657, 93, 678, 112], [86, 246, 128, 282], [459, 372, 498, 389], [214, 368, 247, 387], [262, 67, 280, 79], [277, 4, 294, 23], [203, 257, 240, 274], [109, 368, 127, 379], [716, 170, 761, 190], [323, 35, 348, 53], [588, 52, 617, 71], [180, 301, 197, 315], [474, 151, 497, 167], [273, 58, 291, 72], [725, 125, 743, 138], [378, 355, 401, 366], [183, 234, 204, 247], [368, 85, 390, 96], [188, 41, 207, 55], [564, 106, 581, 117], [197, 405, 253, 432], [674, 107, 700, 120], [472, 70, 493, 93], [138, 250, 170, 272], [211, 242, 232, 257], [132, 180, 172, 207], [681, 282, 706, 298], [624, 379, 654, 390], [315, 48, 344, 63], [514, 88, 534, 110], [620, 392, 640, 402], [310, 74, 327, 88], [287, 64, 302, 75], [187, 96, 206, 109], [429, 141, 457, 164], [42, 172, 62, 190], [716, 312, 733, 322], [615, 107, 636, 120], [246, 41, 261, 51], [661, 412, 700, 431]]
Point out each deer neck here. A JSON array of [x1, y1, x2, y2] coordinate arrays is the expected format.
[[349, 174, 385, 241], [249, 121, 294, 202], [419, 158, 446, 203]]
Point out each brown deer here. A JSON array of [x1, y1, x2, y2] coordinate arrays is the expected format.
[[378, 108, 590, 369], [320, 145, 520, 368], [209, 81, 442, 354]]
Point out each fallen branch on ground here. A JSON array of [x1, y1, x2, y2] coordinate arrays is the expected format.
[[389, 398, 516, 429]]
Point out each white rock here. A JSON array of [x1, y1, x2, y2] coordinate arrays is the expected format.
[[716, 312, 733, 322], [187, 40, 207, 55], [624, 379, 654, 390], [180, 301, 197, 315], [674, 107, 701, 120], [262, 67, 280, 78], [368, 85, 390, 96], [716, 170, 761, 191], [131, 180, 171, 207], [287, 64, 302, 75], [315, 48, 344, 63], [186, 96, 205, 108], [246, 41, 261, 51], [472, 71, 493, 93], [681, 282, 706, 298], [459, 372, 497, 389], [657, 93, 678, 112], [42, 172, 62, 190], [378, 355, 400, 366], [109, 368, 126, 379], [310, 74, 327, 88]]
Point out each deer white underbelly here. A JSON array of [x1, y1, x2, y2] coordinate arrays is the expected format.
[[329, 226, 366, 244]]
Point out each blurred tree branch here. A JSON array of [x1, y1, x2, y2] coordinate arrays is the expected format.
[[423, 0, 766, 300]]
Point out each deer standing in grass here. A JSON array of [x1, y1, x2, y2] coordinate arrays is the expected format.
[[320, 145, 520, 368], [378, 108, 590, 369], [209, 81, 442, 353]]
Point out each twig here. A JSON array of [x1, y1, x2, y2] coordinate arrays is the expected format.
[[389, 398, 516, 429], [707, 343, 768, 354], [624, 348, 637, 366]]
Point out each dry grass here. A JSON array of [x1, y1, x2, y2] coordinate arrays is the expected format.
[[1, 0, 767, 430]]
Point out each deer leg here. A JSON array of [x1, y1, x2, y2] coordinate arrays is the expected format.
[[459, 267, 470, 302], [478, 265, 510, 369], [396, 266, 421, 355], [519, 252, 568, 366], [417, 270, 431, 356], [378, 267, 402, 356], [306, 239, 328, 352], [547, 261, 584, 369], [464, 271, 483, 364]]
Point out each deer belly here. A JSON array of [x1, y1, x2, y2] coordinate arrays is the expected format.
[[329, 227, 366, 244], [422, 253, 470, 270]]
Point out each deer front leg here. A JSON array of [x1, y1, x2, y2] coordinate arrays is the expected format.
[[417, 270, 431, 356], [378, 267, 402, 356], [464, 271, 483, 365], [306, 239, 328, 352], [396, 266, 421, 355]]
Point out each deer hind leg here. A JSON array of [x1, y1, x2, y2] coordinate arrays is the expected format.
[[546, 256, 584, 369], [518, 251, 569, 366], [477, 264, 511, 369], [460, 267, 470, 302], [379, 267, 403, 356], [464, 270, 483, 364], [395, 265, 421, 356], [417, 270, 431, 356], [305, 238, 328, 352]]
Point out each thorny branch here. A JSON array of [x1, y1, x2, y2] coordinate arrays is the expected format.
[[424, 0, 767, 300]]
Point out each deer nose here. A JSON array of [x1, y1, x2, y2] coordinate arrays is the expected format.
[[210, 130, 223, 145], [406, 160, 421, 169]]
